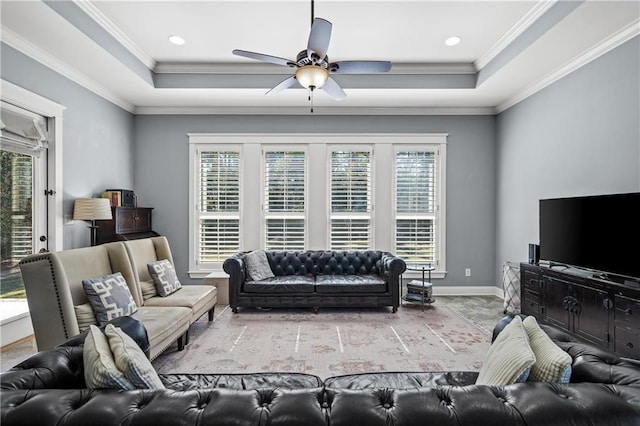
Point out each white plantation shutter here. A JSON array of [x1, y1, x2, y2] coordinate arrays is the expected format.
[[198, 151, 240, 263], [395, 150, 437, 266], [330, 150, 372, 250], [264, 151, 305, 250]]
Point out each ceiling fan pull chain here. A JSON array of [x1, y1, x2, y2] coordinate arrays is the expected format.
[[311, 0, 315, 27], [310, 87, 314, 113]]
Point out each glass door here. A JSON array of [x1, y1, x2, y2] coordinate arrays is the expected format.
[[1, 103, 49, 300]]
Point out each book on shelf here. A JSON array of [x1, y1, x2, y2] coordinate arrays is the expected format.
[[102, 191, 121, 207]]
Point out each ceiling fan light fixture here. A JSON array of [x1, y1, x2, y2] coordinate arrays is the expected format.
[[295, 65, 329, 89]]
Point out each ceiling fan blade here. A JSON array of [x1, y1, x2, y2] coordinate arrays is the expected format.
[[322, 77, 346, 101], [329, 61, 392, 74], [266, 75, 298, 95], [232, 49, 295, 67], [307, 18, 332, 60]]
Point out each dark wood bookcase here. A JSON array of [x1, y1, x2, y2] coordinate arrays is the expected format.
[[521, 262, 639, 359], [95, 207, 159, 245]]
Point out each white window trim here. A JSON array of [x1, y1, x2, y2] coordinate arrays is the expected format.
[[188, 133, 447, 279], [261, 145, 309, 250], [1, 79, 64, 252], [328, 145, 375, 250], [188, 142, 243, 275], [393, 144, 447, 279]]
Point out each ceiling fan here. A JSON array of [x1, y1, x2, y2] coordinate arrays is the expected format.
[[232, 0, 392, 110]]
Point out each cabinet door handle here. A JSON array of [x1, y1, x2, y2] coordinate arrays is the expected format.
[[627, 342, 634, 349]]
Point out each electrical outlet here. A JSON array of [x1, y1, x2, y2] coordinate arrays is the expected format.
[[465, 268, 471, 277]]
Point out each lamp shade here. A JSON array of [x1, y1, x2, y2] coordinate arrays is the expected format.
[[73, 198, 112, 220], [295, 65, 329, 89]]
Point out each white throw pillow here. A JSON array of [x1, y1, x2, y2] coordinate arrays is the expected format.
[[245, 250, 275, 281], [476, 316, 536, 386], [523, 316, 572, 383], [83, 325, 134, 389], [105, 324, 165, 389]]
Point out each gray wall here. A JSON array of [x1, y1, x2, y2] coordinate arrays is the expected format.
[[496, 36, 640, 283], [134, 115, 497, 286], [1, 44, 135, 249]]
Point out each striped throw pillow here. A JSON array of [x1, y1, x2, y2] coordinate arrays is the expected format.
[[476, 315, 536, 385], [523, 316, 572, 383]]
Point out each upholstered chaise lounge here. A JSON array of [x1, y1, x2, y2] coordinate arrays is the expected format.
[[224, 250, 406, 313]]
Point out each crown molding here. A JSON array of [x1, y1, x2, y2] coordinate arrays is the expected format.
[[1, 26, 135, 113], [497, 18, 640, 113], [475, 0, 557, 71], [73, 0, 156, 70], [154, 61, 477, 75], [134, 106, 496, 116]]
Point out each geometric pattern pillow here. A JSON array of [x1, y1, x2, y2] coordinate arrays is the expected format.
[[105, 324, 165, 389], [523, 316, 573, 383], [476, 315, 537, 386], [147, 259, 182, 297], [82, 272, 138, 326], [83, 325, 134, 390], [244, 250, 275, 281]]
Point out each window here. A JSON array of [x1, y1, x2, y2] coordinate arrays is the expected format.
[[330, 149, 372, 250], [263, 150, 306, 250], [196, 149, 240, 267], [188, 134, 446, 278], [394, 149, 438, 267]]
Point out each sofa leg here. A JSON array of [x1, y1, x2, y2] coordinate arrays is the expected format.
[[392, 306, 398, 313], [312, 307, 319, 314], [232, 306, 238, 314], [208, 307, 215, 321], [177, 335, 185, 351], [185, 330, 190, 346]]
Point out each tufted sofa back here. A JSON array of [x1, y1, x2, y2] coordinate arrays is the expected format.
[[265, 251, 385, 276]]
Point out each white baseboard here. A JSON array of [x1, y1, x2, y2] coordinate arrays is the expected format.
[[431, 286, 504, 298]]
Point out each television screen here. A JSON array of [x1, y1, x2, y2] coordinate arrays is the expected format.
[[539, 192, 640, 280]]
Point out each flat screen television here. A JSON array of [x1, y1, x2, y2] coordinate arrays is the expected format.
[[539, 192, 640, 280]]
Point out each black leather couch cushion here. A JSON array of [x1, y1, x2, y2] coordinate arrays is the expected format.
[[159, 372, 323, 391], [315, 274, 387, 293], [244, 275, 315, 293], [324, 371, 479, 389], [267, 250, 383, 276]]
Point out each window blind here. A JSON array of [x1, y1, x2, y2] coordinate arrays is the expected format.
[[0, 101, 49, 157], [395, 151, 436, 266], [198, 151, 240, 263], [330, 151, 371, 250], [264, 151, 305, 250]]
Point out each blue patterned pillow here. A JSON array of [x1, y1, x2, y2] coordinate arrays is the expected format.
[[147, 259, 182, 297], [82, 272, 137, 325]]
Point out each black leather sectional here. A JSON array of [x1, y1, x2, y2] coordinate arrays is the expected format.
[[223, 250, 407, 313], [2, 316, 639, 425]]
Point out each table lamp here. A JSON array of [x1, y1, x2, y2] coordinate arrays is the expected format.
[[73, 198, 112, 246]]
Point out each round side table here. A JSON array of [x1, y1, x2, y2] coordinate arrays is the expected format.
[[401, 265, 435, 311]]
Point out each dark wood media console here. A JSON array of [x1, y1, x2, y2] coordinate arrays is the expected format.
[[520, 263, 640, 359]]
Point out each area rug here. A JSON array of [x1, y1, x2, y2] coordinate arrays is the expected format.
[[152, 302, 494, 379]]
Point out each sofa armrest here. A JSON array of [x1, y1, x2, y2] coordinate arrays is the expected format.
[[380, 253, 407, 277], [223, 253, 247, 309]]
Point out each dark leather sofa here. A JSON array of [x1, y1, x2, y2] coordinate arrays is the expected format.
[[223, 250, 406, 313], [2, 316, 639, 426]]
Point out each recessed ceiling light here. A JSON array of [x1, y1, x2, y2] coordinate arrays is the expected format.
[[168, 35, 185, 46], [444, 36, 461, 46]]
